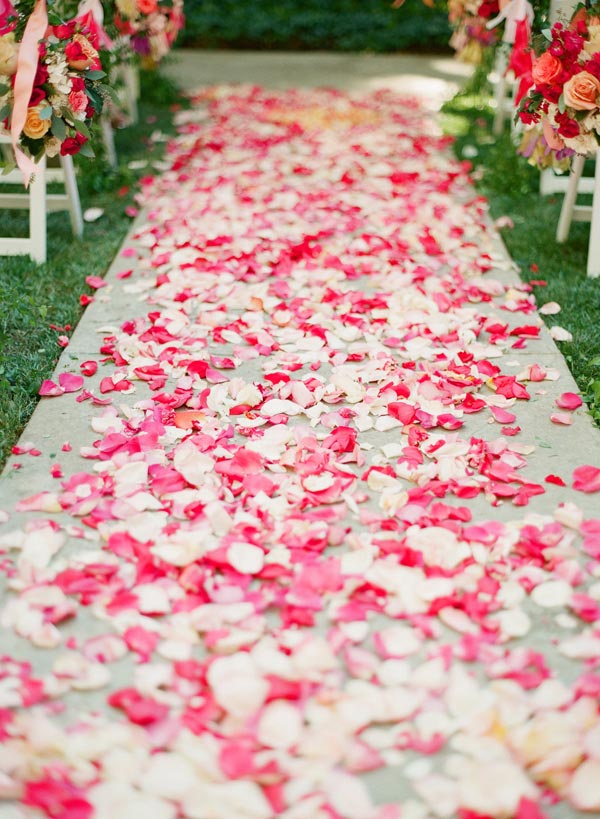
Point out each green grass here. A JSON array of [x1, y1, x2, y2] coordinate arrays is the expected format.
[[0, 69, 185, 468], [441, 59, 600, 424]]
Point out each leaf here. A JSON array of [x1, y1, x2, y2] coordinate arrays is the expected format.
[[558, 94, 566, 114], [39, 106, 53, 121], [0, 104, 11, 121], [0, 83, 10, 96], [72, 119, 91, 138], [50, 115, 67, 141], [85, 70, 107, 80], [78, 141, 95, 158], [85, 86, 104, 114], [542, 27, 552, 39]]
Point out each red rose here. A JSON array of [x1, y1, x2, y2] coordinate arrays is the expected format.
[[70, 76, 85, 92], [478, 0, 499, 18], [34, 62, 48, 86], [52, 20, 77, 39], [29, 86, 46, 106], [586, 55, 600, 80], [64, 34, 98, 70], [60, 132, 88, 156], [555, 112, 581, 138]]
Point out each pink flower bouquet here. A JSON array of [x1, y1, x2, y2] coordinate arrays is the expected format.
[[114, 0, 184, 65], [518, 4, 600, 156], [448, 0, 500, 63], [0, 15, 111, 162]]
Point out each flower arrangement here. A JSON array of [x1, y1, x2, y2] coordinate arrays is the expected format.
[[448, 0, 501, 63], [518, 3, 600, 156], [0, 9, 111, 163], [113, 0, 184, 65]]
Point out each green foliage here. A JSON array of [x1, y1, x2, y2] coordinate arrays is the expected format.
[[442, 61, 600, 426], [0, 68, 184, 468], [180, 0, 451, 52]]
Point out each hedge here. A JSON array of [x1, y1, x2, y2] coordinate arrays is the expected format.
[[180, 0, 451, 52]]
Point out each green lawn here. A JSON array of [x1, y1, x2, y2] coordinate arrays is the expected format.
[[0, 69, 184, 468], [441, 61, 600, 425]]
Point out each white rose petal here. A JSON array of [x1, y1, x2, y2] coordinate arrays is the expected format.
[[531, 580, 572, 608], [227, 542, 265, 574], [569, 759, 600, 811], [258, 701, 303, 749], [137, 752, 198, 800], [550, 325, 573, 342], [324, 771, 375, 819], [261, 398, 304, 417]]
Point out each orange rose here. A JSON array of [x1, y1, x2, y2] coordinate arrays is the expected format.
[[65, 33, 99, 70], [563, 70, 600, 111], [532, 51, 562, 86], [22, 102, 51, 139], [137, 0, 158, 12]]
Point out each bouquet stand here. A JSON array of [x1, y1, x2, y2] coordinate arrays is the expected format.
[[492, 48, 516, 136], [0, 133, 83, 265], [540, 165, 595, 196], [555, 149, 600, 278]]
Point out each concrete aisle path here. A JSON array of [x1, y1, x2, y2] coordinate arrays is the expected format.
[[1, 51, 600, 819]]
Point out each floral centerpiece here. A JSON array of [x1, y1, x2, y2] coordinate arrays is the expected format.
[[0, 1, 111, 168], [113, 0, 184, 65], [518, 3, 600, 156]]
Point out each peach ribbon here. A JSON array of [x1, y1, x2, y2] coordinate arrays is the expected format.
[[11, 0, 48, 186]]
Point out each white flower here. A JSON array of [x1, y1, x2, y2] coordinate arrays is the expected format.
[[565, 130, 599, 155], [45, 137, 62, 158], [49, 93, 69, 112], [46, 53, 71, 96]]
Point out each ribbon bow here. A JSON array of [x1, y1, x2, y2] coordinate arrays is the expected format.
[[486, 0, 534, 44], [77, 0, 114, 50]]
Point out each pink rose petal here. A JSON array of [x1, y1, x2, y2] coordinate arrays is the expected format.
[[556, 392, 583, 410]]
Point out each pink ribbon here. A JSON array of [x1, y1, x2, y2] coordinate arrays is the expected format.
[[11, 0, 48, 185], [77, 0, 114, 50]]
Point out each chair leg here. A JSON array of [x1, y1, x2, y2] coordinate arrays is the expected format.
[[29, 159, 47, 264], [124, 63, 139, 125], [492, 49, 508, 137], [588, 149, 600, 277], [101, 114, 118, 169], [59, 155, 84, 238], [556, 154, 585, 243]]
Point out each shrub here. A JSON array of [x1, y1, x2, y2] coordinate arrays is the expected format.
[[180, 0, 451, 52]]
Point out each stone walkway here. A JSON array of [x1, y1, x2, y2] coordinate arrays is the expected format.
[[1, 52, 600, 819]]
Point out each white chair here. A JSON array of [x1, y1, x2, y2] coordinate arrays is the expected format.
[[555, 150, 600, 277], [0, 133, 83, 264], [541, 0, 599, 275]]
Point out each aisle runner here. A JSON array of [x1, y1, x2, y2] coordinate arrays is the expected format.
[[2, 86, 600, 819]]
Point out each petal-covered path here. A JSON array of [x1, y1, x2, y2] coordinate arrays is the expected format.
[[2, 66, 600, 819]]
